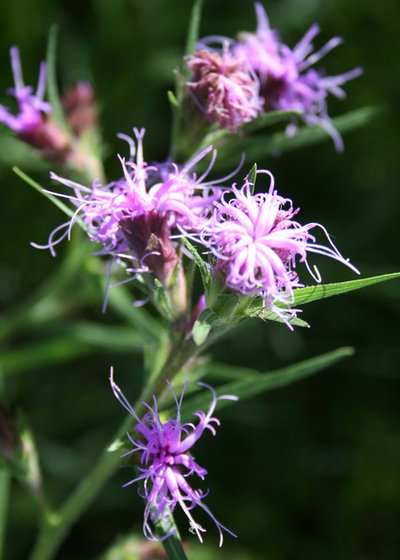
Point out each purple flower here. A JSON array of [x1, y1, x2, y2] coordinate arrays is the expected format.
[[234, 3, 362, 150], [0, 46, 50, 135], [202, 170, 359, 325], [33, 129, 225, 309], [110, 369, 238, 546], [186, 41, 262, 130]]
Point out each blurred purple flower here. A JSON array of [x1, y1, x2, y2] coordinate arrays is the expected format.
[[203, 170, 359, 325], [234, 3, 362, 150], [186, 41, 262, 130], [110, 369, 238, 546], [0, 46, 50, 135]]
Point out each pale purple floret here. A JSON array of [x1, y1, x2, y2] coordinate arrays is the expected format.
[[203, 170, 359, 326], [0, 46, 50, 134], [234, 3, 362, 150], [186, 41, 262, 130], [110, 369, 238, 546]]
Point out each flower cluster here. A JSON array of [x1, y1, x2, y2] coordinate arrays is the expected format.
[[186, 3, 362, 150], [110, 370, 238, 546], [35, 126, 359, 325]]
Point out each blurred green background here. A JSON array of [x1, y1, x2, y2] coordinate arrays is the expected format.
[[0, 0, 399, 559]]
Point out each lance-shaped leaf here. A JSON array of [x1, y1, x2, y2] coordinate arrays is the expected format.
[[210, 106, 381, 171], [291, 272, 400, 306], [13, 166, 90, 233], [176, 347, 354, 419], [244, 272, 400, 318]]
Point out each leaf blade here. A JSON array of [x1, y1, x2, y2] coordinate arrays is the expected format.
[[177, 347, 354, 418]]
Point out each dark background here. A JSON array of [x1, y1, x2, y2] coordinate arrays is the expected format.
[[0, 1, 399, 559]]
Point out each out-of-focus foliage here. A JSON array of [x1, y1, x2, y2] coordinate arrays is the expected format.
[[0, 1, 399, 559]]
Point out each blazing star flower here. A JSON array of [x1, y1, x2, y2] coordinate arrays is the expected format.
[[34, 128, 223, 254], [32, 128, 228, 313], [203, 170, 359, 325], [0, 46, 50, 135], [110, 369, 238, 546], [186, 41, 262, 130], [234, 3, 362, 150]]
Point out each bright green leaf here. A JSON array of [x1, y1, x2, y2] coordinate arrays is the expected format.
[[192, 308, 221, 346], [245, 163, 257, 195], [292, 272, 400, 307], [167, 90, 179, 108]]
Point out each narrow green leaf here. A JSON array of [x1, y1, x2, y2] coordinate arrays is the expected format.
[[14, 167, 72, 217], [242, 109, 301, 133], [47, 321, 145, 351], [0, 133, 47, 169], [0, 323, 145, 378], [106, 285, 164, 341], [192, 308, 221, 346], [46, 26, 68, 130], [246, 163, 257, 195], [0, 338, 92, 378], [211, 106, 380, 170], [292, 272, 400, 307], [177, 347, 354, 418], [183, 238, 211, 293], [154, 511, 188, 560], [13, 167, 89, 232], [194, 109, 301, 156]]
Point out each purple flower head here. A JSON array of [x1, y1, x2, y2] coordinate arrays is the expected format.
[[234, 3, 363, 150], [0, 46, 51, 135], [34, 129, 222, 253], [33, 129, 225, 308], [203, 170, 359, 326], [110, 369, 238, 546], [186, 41, 262, 130]]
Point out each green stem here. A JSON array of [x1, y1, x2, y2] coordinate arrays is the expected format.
[[154, 512, 188, 560], [28, 337, 199, 560], [169, 0, 203, 160], [0, 468, 10, 560]]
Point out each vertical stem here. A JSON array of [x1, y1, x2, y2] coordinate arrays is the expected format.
[[0, 468, 10, 560], [154, 512, 189, 560], [169, 0, 204, 160]]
